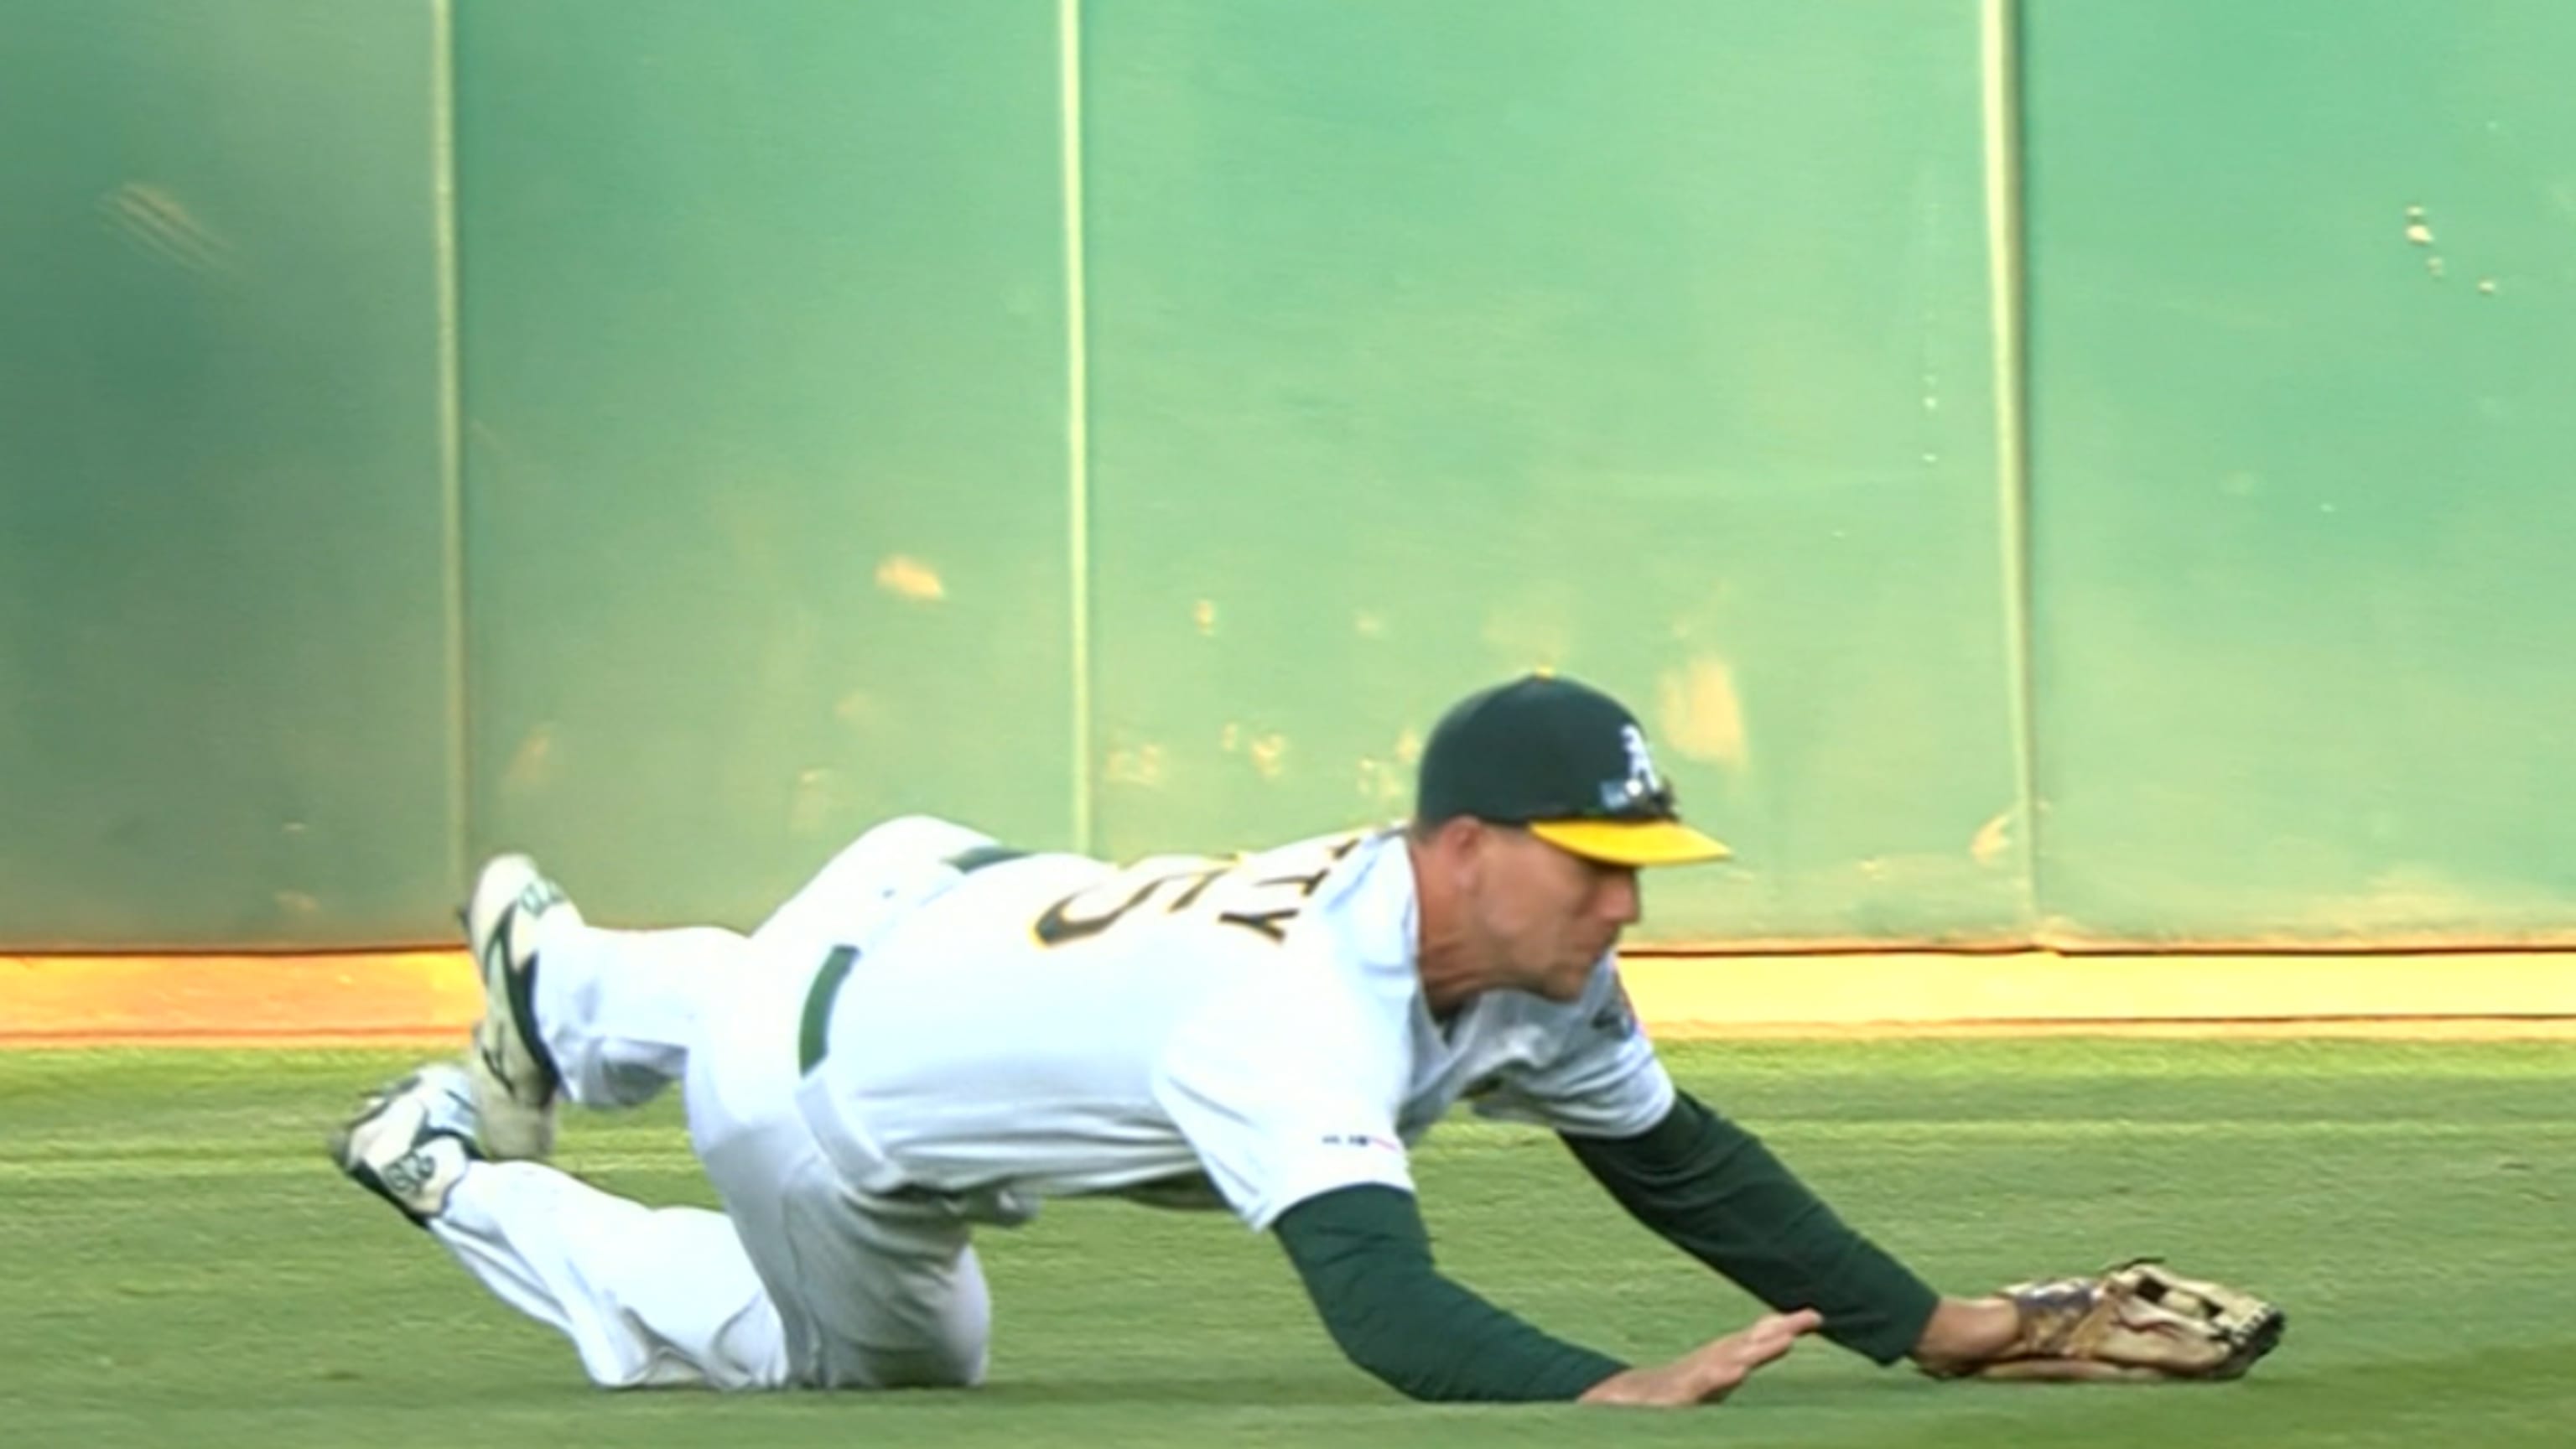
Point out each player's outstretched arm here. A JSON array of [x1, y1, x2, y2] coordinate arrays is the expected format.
[[1271, 1183, 1817, 1405], [1558, 1089, 1943, 1364], [1559, 1093, 2288, 1384]]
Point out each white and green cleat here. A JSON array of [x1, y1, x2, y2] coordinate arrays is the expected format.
[[463, 853, 579, 1161], [328, 1063, 484, 1227]]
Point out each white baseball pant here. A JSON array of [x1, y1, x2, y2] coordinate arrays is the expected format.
[[423, 816, 1003, 1389]]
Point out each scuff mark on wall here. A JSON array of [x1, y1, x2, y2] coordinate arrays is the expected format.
[[1104, 743, 1166, 787], [1248, 733, 1288, 781], [1971, 809, 2013, 865], [2403, 203, 2446, 279], [788, 766, 842, 836], [1655, 656, 1748, 769], [503, 724, 558, 794], [98, 182, 235, 275], [874, 556, 946, 602]]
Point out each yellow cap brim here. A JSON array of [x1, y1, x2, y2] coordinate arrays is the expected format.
[[1528, 818, 1732, 867]]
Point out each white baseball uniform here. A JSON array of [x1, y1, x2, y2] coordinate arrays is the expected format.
[[423, 814, 1675, 1389]]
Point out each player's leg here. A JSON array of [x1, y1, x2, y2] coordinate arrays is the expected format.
[[695, 1124, 994, 1389], [465, 854, 755, 1158], [745, 813, 1011, 963], [468, 816, 1004, 1161], [436, 1162, 790, 1391], [685, 953, 995, 1389], [330, 1064, 789, 1390]]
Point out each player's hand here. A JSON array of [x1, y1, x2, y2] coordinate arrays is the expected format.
[[1576, 1308, 1825, 1407]]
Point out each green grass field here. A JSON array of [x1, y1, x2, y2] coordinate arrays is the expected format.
[[2, 1039, 2567, 1447]]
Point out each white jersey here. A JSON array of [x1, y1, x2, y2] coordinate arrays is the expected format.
[[792, 823, 1675, 1231]]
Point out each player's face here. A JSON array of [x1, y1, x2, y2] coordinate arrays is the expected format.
[[1469, 827, 1642, 1000]]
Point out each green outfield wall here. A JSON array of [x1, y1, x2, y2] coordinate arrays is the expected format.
[[4, 1, 2568, 950]]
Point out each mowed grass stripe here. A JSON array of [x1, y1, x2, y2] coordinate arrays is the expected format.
[[4, 1042, 2568, 1449], [7, 1114, 2576, 1182]]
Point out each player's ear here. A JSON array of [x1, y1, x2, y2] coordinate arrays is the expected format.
[[1442, 816, 1503, 883], [1413, 814, 1476, 874]]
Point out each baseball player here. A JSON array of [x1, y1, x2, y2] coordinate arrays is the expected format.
[[330, 673, 2281, 1402]]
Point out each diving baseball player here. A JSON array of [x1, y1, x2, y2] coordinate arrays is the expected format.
[[329, 674, 2282, 1402]]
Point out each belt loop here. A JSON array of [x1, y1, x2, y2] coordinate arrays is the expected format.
[[798, 945, 859, 1076]]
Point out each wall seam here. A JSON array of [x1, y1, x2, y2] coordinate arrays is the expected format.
[[1059, 0, 1095, 855], [1981, 0, 2042, 934], [431, 0, 471, 901]]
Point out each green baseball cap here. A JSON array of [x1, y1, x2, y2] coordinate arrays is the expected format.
[[1415, 673, 1731, 868]]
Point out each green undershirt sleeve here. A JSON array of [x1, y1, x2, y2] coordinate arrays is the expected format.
[[1271, 1183, 1627, 1402], [1560, 1090, 1940, 1365]]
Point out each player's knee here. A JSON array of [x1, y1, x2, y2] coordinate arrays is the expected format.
[[575, 1344, 683, 1391], [851, 1343, 987, 1390]]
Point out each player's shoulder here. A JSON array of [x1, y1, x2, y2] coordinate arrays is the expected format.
[[1265, 826, 1413, 950], [1230, 823, 1399, 884], [1161, 826, 1417, 1002]]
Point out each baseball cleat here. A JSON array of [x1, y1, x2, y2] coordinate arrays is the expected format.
[[464, 852, 579, 1161], [329, 1063, 484, 1227]]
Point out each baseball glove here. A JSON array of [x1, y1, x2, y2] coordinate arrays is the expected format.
[[1924, 1259, 2286, 1382]]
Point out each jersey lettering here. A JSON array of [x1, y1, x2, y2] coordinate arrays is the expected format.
[[1033, 862, 1229, 946], [1031, 834, 1370, 948]]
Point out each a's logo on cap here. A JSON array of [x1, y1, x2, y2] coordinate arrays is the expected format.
[[1599, 723, 1670, 815]]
